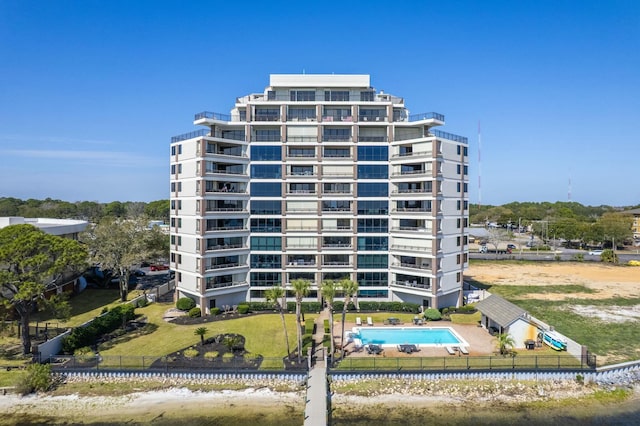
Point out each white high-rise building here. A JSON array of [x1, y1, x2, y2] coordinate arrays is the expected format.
[[170, 74, 468, 314]]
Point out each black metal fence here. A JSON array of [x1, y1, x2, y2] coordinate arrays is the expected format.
[[333, 354, 596, 372], [45, 354, 308, 372]]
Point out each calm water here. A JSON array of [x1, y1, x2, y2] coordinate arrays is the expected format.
[[355, 326, 464, 346]]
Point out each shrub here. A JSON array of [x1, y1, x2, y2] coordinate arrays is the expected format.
[[601, 249, 618, 264], [210, 307, 221, 315], [61, 304, 136, 354], [629, 260, 640, 266], [237, 305, 250, 314], [424, 308, 442, 321], [573, 253, 585, 262], [183, 348, 199, 358], [15, 363, 54, 395], [176, 297, 196, 311], [204, 351, 219, 359], [222, 352, 234, 361], [136, 297, 148, 308], [188, 307, 201, 318], [324, 319, 330, 334]]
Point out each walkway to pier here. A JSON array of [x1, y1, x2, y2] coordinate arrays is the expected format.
[[303, 308, 329, 426]]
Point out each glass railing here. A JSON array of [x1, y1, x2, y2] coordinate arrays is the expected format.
[[171, 129, 209, 143], [408, 112, 445, 122], [433, 129, 468, 143], [194, 111, 232, 121]]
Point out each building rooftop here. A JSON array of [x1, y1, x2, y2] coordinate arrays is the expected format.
[[269, 74, 370, 88]]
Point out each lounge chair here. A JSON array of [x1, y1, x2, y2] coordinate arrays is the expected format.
[[356, 317, 362, 326], [367, 317, 373, 326], [458, 346, 469, 355], [446, 346, 456, 355]]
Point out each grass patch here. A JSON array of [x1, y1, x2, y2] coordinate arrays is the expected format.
[[488, 284, 597, 299], [450, 311, 481, 324], [98, 303, 310, 359]]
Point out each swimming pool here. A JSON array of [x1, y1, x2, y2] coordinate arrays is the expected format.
[[352, 327, 468, 348]]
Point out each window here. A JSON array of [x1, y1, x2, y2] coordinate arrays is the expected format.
[[290, 90, 315, 101], [251, 254, 282, 268], [289, 183, 315, 193], [323, 147, 350, 158], [358, 146, 388, 161], [287, 107, 316, 120], [250, 272, 281, 287], [250, 218, 281, 232], [357, 272, 387, 287], [357, 254, 388, 268], [171, 145, 182, 155], [322, 200, 351, 211], [357, 164, 388, 179], [357, 218, 388, 233], [251, 200, 281, 215], [457, 200, 461, 211], [457, 182, 461, 193], [358, 182, 388, 197], [457, 236, 461, 246], [324, 90, 349, 101], [457, 254, 461, 264], [251, 165, 281, 179], [251, 146, 281, 161], [254, 129, 280, 142], [323, 128, 350, 141], [360, 91, 375, 101], [357, 236, 388, 251], [250, 236, 282, 251], [251, 182, 281, 197], [357, 200, 388, 215], [255, 108, 279, 121], [288, 147, 315, 157]]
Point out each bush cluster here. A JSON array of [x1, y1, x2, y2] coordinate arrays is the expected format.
[[210, 307, 221, 315], [176, 297, 196, 311], [188, 307, 201, 318], [356, 301, 421, 313], [237, 304, 250, 314], [424, 308, 442, 321], [15, 363, 54, 395], [248, 301, 322, 313], [62, 305, 135, 354]]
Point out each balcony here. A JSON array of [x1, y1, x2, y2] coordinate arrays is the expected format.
[[287, 260, 316, 267], [322, 242, 352, 248], [206, 243, 245, 251], [322, 135, 352, 142], [206, 226, 246, 232], [171, 129, 209, 143], [391, 280, 432, 291], [207, 262, 242, 270], [194, 111, 232, 122], [359, 136, 387, 142], [393, 207, 432, 213], [392, 188, 429, 194], [288, 190, 316, 195], [433, 129, 467, 143], [358, 115, 387, 122], [391, 151, 433, 159], [206, 207, 247, 213], [254, 113, 280, 122], [392, 262, 431, 270], [407, 112, 445, 122], [205, 280, 248, 290]]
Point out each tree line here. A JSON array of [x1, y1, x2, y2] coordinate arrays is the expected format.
[[471, 201, 637, 247], [0, 197, 169, 223]]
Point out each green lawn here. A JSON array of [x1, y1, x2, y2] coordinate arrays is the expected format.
[[99, 303, 310, 359]]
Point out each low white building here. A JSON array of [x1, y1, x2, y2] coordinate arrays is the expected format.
[[0, 217, 88, 240]]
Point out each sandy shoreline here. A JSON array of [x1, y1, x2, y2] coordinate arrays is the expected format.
[[2, 379, 639, 425]]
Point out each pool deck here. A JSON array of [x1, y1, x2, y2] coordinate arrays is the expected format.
[[335, 321, 498, 358]]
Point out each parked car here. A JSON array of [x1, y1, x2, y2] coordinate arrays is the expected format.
[[588, 249, 603, 256], [507, 244, 517, 250], [132, 269, 146, 277], [150, 264, 170, 271]]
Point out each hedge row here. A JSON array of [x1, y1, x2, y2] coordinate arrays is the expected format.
[[62, 305, 136, 354]]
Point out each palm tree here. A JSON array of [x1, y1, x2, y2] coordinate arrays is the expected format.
[[194, 327, 208, 346], [339, 278, 359, 358], [265, 285, 291, 359], [291, 278, 310, 363], [497, 332, 516, 355], [320, 280, 337, 358]]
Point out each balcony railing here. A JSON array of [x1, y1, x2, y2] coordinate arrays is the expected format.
[[207, 262, 242, 270], [322, 136, 352, 142], [205, 280, 248, 290], [323, 261, 351, 266], [322, 226, 352, 231], [206, 207, 246, 212], [359, 136, 388, 142], [288, 190, 316, 194], [286, 136, 317, 143], [433, 129, 468, 143], [391, 226, 431, 232], [393, 188, 429, 194], [391, 151, 433, 159], [207, 188, 246, 194], [288, 171, 315, 176], [206, 169, 247, 176], [206, 226, 246, 232], [358, 115, 387, 122], [287, 152, 316, 158], [253, 135, 282, 142], [194, 111, 232, 121], [394, 207, 431, 212], [391, 280, 432, 291], [322, 242, 352, 248], [254, 114, 280, 121], [322, 207, 352, 212], [287, 116, 317, 122], [408, 112, 445, 122], [171, 129, 209, 143], [392, 262, 431, 270], [287, 260, 316, 266], [206, 244, 245, 251]]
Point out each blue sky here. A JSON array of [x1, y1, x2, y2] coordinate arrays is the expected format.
[[1, 0, 638, 206]]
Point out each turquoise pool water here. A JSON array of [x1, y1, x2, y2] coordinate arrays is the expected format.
[[354, 327, 465, 347]]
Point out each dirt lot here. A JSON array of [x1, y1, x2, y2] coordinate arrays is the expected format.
[[467, 262, 640, 300]]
